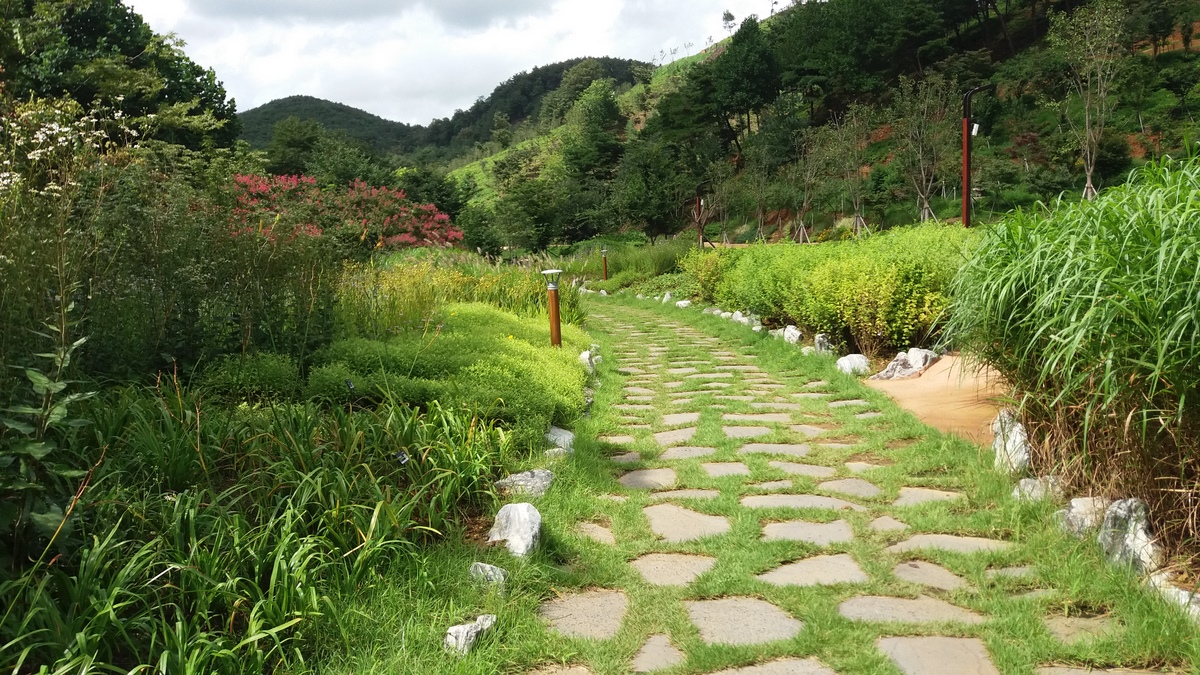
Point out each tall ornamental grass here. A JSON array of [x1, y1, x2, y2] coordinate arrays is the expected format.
[[948, 155, 1200, 556]]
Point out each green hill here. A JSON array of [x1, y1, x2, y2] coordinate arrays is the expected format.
[[238, 95, 417, 152]]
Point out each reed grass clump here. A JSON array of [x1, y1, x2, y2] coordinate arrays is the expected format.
[[948, 155, 1200, 558]]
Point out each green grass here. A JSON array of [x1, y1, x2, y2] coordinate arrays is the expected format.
[[302, 295, 1200, 674]]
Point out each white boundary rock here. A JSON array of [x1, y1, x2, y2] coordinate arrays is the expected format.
[[488, 503, 542, 557], [1097, 498, 1163, 575], [1055, 497, 1112, 537], [784, 325, 802, 345], [444, 614, 497, 655], [495, 469, 554, 497], [676, 300, 692, 309], [546, 426, 575, 453], [469, 562, 508, 586], [836, 355, 870, 375], [991, 410, 1030, 475]]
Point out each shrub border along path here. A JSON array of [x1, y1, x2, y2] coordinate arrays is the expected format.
[[312, 297, 1199, 674]]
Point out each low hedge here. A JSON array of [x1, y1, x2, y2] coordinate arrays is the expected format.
[[679, 225, 976, 355]]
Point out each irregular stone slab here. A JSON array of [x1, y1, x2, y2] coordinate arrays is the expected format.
[[488, 503, 541, 557], [893, 487, 964, 507], [839, 595, 984, 625], [768, 461, 836, 477], [754, 480, 794, 490], [710, 660, 836, 675], [631, 553, 716, 586], [662, 412, 701, 426], [985, 565, 1034, 580], [624, 387, 656, 395], [602, 435, 637, 445], [625, 396, 654, 402], [610, 452, 642, 464], [701, 382, 733, 389], [792, 393, 830, 400], [725, 426, 772, 438], [632, 634, 684, 672], [656, 446, 715, 461], [652, 489, 720, 500], [445, 614, 497, 655], [1044, 616, 1119, 644], [1032, 662, 1161, 667], [655, 427, 697, 446], [762, 519, 854, 545], [703, 462, 751, 477], [716, 395, 756, 401], [715, 365, 763, 371], [619, 468, 677, 490], [577, 522, 616, 545], [724, 413, 791, 423], [740, 443, 811, 457], [870, 516, 910, 532], [618, 367, 646, 375], [792, 424, 832, 437], [664, 382, 685, 389], [687, 371, 734, 379], [615, 404, 655, 410], [846, 462, 885, 474], [857, 412, 885, 419], [893, 561, 970, 591], [667, 367, 698, 374], [820, 478, 882, 499], [753, 402, 801, 410], [758, 553, 868, 587], [803, 380, 830, 389], [496, 469, 555, 497], [742, 494, 867, 512], [470, 562, 508, 586], [643, 503, 731, 542], [1056, 497, 1112, 537], [817, 442, 859, 450], [685, 597, 804, 645], [877, 636, 999, 675], [829, 399, 870, 408], [887, 534, 1013, 554], [540, 590, 628, 639]]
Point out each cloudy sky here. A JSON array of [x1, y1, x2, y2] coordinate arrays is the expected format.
[[125, 0, 772, 125]]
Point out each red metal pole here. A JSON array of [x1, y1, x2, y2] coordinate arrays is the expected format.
[[548, 287, 561, 347]]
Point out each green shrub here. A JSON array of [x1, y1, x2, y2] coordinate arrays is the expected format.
[[948, 155, 1200, 555], [676, 225, 974, 355], [199, 352, 302, 401]]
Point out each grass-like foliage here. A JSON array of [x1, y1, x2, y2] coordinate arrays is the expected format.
[[948, 155, 1200, 557], [0, 383, 512, 672], [679, 225, 976, 356]]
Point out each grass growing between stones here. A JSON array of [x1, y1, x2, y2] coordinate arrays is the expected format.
[[306, 296, 1199, 674]]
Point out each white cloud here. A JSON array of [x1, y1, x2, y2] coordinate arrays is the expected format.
[[125, 0, 773, 124]]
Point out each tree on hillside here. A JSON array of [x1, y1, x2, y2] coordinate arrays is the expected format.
[[562, 80, 624, 181], [723, 10, 737, 35], [784, 126, 830, 242], [612, 139, 687, 242], [539, 59, 607, 127], [267, 117, 324, 176], [827, 104, 875, 236], [712, 17, 782, 150], [1050, 0, 1130, 199], [893, 74, 959, 221]]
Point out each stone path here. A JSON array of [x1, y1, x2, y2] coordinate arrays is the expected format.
[[522, 305, 1177, 675]]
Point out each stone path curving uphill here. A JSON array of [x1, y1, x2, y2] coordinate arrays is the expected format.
[[524, 303, 1169, 675]]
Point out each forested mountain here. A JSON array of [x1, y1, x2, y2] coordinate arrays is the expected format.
[[239, 56, 648, 160]]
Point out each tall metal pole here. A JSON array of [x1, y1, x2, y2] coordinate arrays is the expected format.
[[962, 84, 995, 228], [601, 249, 608, 281]]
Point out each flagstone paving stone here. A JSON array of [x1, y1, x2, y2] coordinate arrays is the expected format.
[[753, 480, 794, 491], [610, 452, 642, 464], [869, 516, 910, 532], [702, 462, 752, 477], [723, 413, 792, 423], [651, 489, 721, 500], [857, 411, 885, 419], [803, 380, 830, 388], [684, 597, 804, 645], [654, 427, 698, 446], [708, 659, 837, 675], [740, 443, 812, 457], [631, 634, 685, 672], [792, 424, 832, 436], [892, 561, 970, 591], [768, 461, 837, 478], [887, 533, 1014, 554], [819, 478, 883, 498], [762, 519, 855, 545], [540, 589, 628, 639], [757, 553, 869, 586], [893, 487, 965, 506], [624, 387, 656, 395], [829, 399, 870, 408], [877, 636, 1000, 675], [1043, 615, 1119, 644], [702, 382, 733, 389], [752, 402, 802, 410], [845, 461, 886, 474], [619, 468, 677, 489], [838, 595, 985, 624], [716, 395, 756, 401], [725, 426, 773, 438], [742, 494, 868, 512], [662, 412, 701, 426], [658, 445, 717, 460], [643, 503, 731, 542], [601, 435, 636, 445], [986, 565, 1035, 580], [630, 553, 716, 586], [577, 522, 616, 545]]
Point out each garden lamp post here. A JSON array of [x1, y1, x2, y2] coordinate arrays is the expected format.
[[601, 248, 609, 281], [961, 83, 995, 228], [542, 269, 563, 348]]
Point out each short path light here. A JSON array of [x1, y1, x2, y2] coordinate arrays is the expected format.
[[542, 269, 563, 347], [600, 248, 609, 281]]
